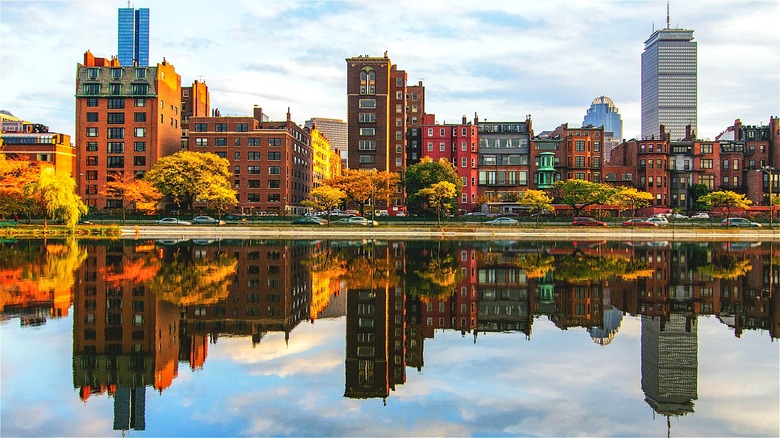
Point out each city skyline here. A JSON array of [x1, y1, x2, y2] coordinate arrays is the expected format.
[[1, 0, 778, 141]]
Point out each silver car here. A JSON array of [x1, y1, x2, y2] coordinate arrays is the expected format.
[[157, 217, 192, 225]]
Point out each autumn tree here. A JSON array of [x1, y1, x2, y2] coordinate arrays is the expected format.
[[417, 181, 457, 225], [611, 187, 653, 221], [0, 156, 39, 221], [698, 190, 752, 218], [303, 185, 346, 224], [23, 168, 87, 229], [405, 157, 463, 216], [101, 172, 162, 224], [517, 189, 553, 226], [326, 169, 372, 215], [372, 170, 401, 214], [144, 151, 235, 212], [200, 183, 238, 221], [551, 179, 614, 217]]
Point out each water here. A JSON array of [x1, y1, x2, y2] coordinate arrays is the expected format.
[[1, 238, 778, 437]]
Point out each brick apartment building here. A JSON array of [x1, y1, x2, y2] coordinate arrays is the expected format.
[[187, 106, 313, 215], [75, 51, 182, 210]]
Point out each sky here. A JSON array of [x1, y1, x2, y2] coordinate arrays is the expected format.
[[1, 0, 778, 142]]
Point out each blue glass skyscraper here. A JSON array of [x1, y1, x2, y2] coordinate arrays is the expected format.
[[582, 96, 623, 141], [118, 8, 149, 66]]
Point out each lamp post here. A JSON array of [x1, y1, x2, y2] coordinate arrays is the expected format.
[[759, 166, 775, 228]]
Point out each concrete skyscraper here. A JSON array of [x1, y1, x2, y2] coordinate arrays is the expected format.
[[641, 10, 697, 141], [118, 7, 149, 66]]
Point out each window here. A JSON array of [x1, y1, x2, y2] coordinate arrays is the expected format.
[[575, 156, 585, 167], [268, 180, 281, 188], [107, 113, 124, 124], [247, 193, 260, 202], [359, 113, 376, 122], [195, 138, 208, 146], [109, 83, 121, 95], [86, 127, 99, 137], [215, 123, 228, 132], [268, 152, 281, 160], [359, 154, 375, 164], [85, 112, 99, 122], [131, 83, 148, 95], [701, 159, 713, 169], [360, 127, 375, 136], [106, 156, 124, 168], [268, 166, 281, 175], [107, 142, 124, 153], [439, 143, 445, 152], [427, 142, 433, 152], [248, 138, 260, 146], [85, 170, 97, 180], [247, 152, 261, 160], [134, 127, 146, 137], [268, 194, 281, 203], [575, 140, 585, 151], [134, 142, 146, 152], [215, 151, 227, 158], [248, 180, 261, 189], [134, 156, 146, 166], [268, 138, 282, 146], [135, 68, 146, 79], [235, 123, 248, 132], [233, 138, 241, 146], [234, 152, 241, 160], [82, 83, 101, 95], [86, 68, 99, 79], [700, 144, 713, 154], [234, 166, 240, 176], [359, 99, 376, 109], [86, 142, 98, 151], [134, 98, 146, 107], [194, 123, 207, 132], [107, 98, 124, 109], [215, 138, 227, 146], [86, 98, 98, 107], [134, 112, 146, 122], [86, 156, 98, 166], [247, 166, 261, 175], [461, 157, 467, 167], [594, 141, 600, 152]]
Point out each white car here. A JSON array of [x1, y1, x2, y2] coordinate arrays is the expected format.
[[192, 215, 225, 225], [690, 213, 710, 219], [669, 213, 688, 219], [485, 217, 519, 225], [334, 217, 378, 226], [157, 217, 192, 225], [646, 216, 669, 226]]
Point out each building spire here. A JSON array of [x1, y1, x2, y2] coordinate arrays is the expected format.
[[666, 0, 670, 29]]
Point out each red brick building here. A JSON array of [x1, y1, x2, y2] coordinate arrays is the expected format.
[[75, 51, 182, 210], [187, 107, 312, 215]]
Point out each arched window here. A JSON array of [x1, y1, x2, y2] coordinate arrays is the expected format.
[[360, 67, 375, 95]]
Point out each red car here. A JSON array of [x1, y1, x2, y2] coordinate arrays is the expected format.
[[621, 218, 658, 227], [572, 217, 607, 227]]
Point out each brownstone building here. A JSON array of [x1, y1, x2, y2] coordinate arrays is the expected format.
[[187, 106, 313, 215], [75, 51, 182, 210]]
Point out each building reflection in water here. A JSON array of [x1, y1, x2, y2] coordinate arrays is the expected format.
[[2, 238, 778, 430]]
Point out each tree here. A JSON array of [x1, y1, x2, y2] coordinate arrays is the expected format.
[[405, 157, 463, 215], [688, 183, 710, 211], [101, 172, 162, 224], [200, 183, 238, 221], [611, 187, 653, 221], [372, 170, 401, 213], [304, 185, 346, 224], [517, 189, 553, 226], [23, 168, 87, 229], [417, 181, 457, 225], [0, 156, 39, 221], [326, 169, 372, 215], [144, 151, 235, 212], [551, 180, 613, 217], [698, 190, 752, 218]]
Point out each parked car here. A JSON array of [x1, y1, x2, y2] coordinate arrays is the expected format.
[[485, 217, 519, 225], [721, 218, 761, 227], [621, 218, 658, 227], [292, 216, 328, 225], [690, 212, 710, 219], [192, 215, 225, 225], [572, 217, 607, 227], [334, 217, 378, 226], [669, 213, 688, 219], [157, 217, 191, 225], [646, 216, 669, 226]]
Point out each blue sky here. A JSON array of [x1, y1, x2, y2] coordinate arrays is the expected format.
[[1, 0, 778, 141]]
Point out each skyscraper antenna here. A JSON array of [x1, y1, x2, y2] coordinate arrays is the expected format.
[[666, 0, 670, 29]]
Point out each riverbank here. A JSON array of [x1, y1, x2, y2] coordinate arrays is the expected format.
[[119, 224, 780, 242]]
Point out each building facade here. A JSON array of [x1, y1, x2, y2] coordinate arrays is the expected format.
[[117, 7, 150, 67], [180, 80, 210, 149], [477, 117, 533, 202], [641, 27, 697, 141], [305, 117, 347, 168], [75, 51, 182, 210], [583, 96, 623, 161]]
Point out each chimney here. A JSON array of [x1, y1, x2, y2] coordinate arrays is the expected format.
[[462, 115, 467, 124], [253, 106, 263, 122], [474, 112, 479, 125]]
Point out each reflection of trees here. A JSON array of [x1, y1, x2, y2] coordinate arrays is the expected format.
[[698, 254, 752, 279], [514, 254, 555, 279], [148, 249, 237, 306], [101, 254, 160, 286], [406, 241, 463, 301], [0, 239, 87, 309], [555, 252, 653, 283]]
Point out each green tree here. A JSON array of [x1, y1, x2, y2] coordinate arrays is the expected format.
[[144, 151, 235, 212], [611, 187, 653, 221], [304, 185, 346, 224], [417, 181, 457, 225], [551, 179, 614, 217], [101, 171, 163, 224], [698, 190, 752, 218], [688, 183, 710, 211], [517, 189, 553, 226], [23, 168, 87, 229], [405, 157, 463, 215]]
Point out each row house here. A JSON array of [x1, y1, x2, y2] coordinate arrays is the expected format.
[[420, 114, 480, 212], [75, 51, 182, 210], [550, 123, 605, 184], [187, 106, 313, 215], [477, 117, 533, 203]]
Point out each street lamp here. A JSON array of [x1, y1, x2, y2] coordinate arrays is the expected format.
[[759, 166, 776, 228]]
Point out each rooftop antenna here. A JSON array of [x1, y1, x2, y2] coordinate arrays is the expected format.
[[666, 0, 670, 29]]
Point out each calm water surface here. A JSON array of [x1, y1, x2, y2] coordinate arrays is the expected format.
[[1, 238, 778, 437]]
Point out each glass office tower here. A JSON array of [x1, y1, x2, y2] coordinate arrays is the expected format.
[[641, 28, 697, 141], [118, 8, 149, 67], [583, 96, 623, 141]]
